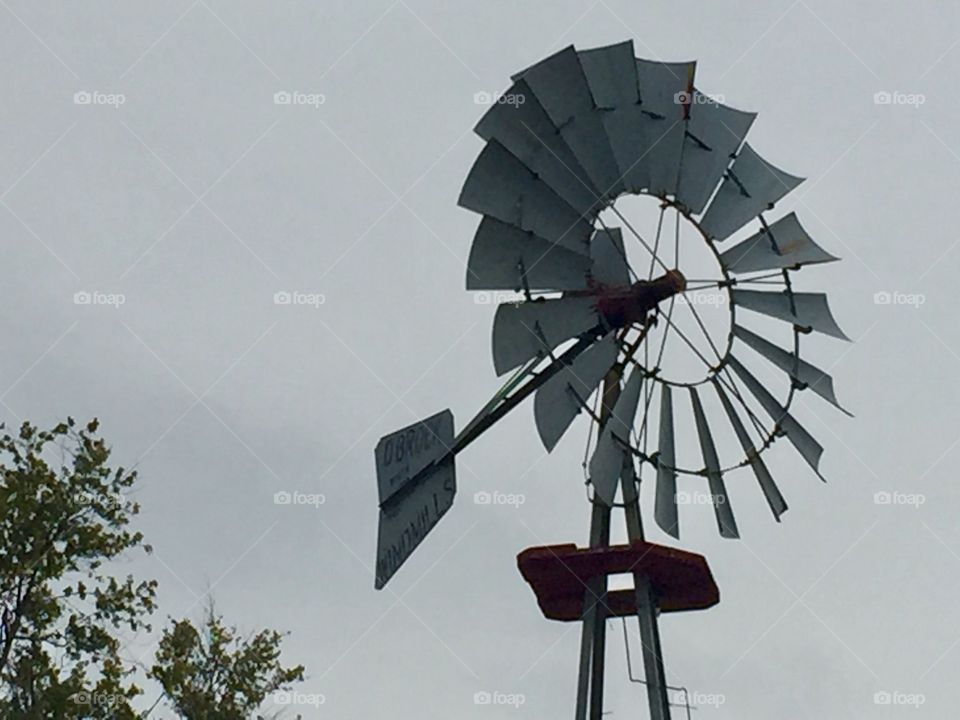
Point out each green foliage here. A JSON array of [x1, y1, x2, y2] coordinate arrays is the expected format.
[[0, 418, 306, 718], [149, 605, 304, 719], [0, 418, 153, 718]]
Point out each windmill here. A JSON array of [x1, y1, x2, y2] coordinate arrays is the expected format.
[[373, 40, 849, 719]]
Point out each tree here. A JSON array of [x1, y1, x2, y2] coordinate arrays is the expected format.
[[0, 418, 153, 718], [0, 419, 305, 719], [147, 605, 304, 719]]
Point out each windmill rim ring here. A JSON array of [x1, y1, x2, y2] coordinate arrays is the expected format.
[[601, 193, 803, 478]]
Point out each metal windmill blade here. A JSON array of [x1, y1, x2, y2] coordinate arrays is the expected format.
[[513, 45, 625, 199], [466, 217, 592, 292], [576, 41, 696, 197], [459, 140, 595, 257], [699, 143, 805, 241], [491, 295, 602, 376], [719, 212, 838, 273]]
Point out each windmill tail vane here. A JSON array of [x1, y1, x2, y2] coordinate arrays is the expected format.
[[371, 39, 850, 720]]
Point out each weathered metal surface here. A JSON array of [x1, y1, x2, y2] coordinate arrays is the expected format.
[[700, 143, 803, 241], [589, 366, 644, 506], [719, 212, 838, 273], [475, 78, 600, 216], [375, 409, 454, 506], [712, 379, 788, 520], [676, 93, 755, 214], [655, 384, 679, 539], [733, 324, 849, 413], [459, 140, 593, 256], [534, 333, 618, 451], [466, 216, 592, 292], [375, 456, 456, 590], [514, 45, 624, 199], [728, 355, 825, 477], [689, 387, 739, 538], [589, 227, 631, 288], [732, 289, 850, 340], [491, 296, 600, 375], [517, 541, 720, 620]]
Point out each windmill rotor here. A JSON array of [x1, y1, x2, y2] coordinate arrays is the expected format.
[[455, 40, 850, 541]]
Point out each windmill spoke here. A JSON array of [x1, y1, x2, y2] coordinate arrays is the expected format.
[[608, 203, 671, 274], [674, 206, 681, 267], [680, 291, 725, 363], [717, 364, 770, 445], [646, 205, 667, 280], [684, 281, 726, 292]]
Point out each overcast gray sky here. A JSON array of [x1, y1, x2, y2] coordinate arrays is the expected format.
[[1, 1, 958, 718]]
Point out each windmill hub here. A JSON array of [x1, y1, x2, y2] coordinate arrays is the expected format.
[[593, 269, 687, 329]]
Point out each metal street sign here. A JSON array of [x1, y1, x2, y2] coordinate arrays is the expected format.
[[374, 455, 456, 589], [375, 410, 454, 505]]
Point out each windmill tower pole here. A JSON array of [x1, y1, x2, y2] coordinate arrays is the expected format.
[[575, 357, 672, 720], [621, 457, 672, 720], [575, 366, 620, 720], [575, 377, 612, 720]]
